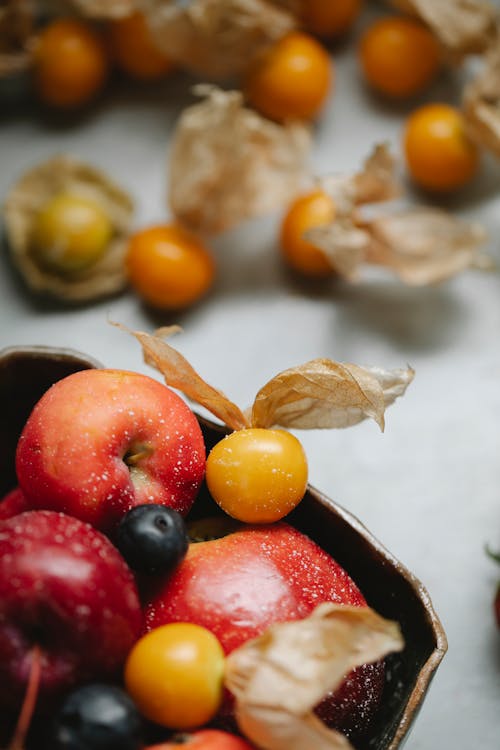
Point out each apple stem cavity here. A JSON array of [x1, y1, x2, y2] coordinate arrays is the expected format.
[[8, 646, 42, 750], [124, 444, 154, 467]]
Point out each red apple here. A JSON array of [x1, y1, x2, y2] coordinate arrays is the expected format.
[[0, 486, 31, 520], [148, 729, 255, 749], [0, 510, 142, 713], [16, 369, 206, 531], [143, 522, 385, 742]]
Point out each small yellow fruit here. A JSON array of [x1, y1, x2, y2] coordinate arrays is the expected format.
[[124, 622, 225, 730], [206, 428, 308, 523], [32, 193, 113, 273]]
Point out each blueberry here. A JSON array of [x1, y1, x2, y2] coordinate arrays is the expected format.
[[53, 683, 143, 750], [115, 504, 189, 575]]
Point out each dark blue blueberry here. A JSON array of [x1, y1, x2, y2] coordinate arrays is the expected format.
[[115, 504, 189, 575], [53, 683, 143, 750]]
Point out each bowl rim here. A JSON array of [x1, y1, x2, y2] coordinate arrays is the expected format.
[[307, 483, 448, 750]]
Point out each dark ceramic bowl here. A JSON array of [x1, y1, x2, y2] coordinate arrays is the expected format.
[[0, 345, 447, 750]]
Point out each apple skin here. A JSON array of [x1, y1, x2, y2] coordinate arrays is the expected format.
[[16, 369, 206, 531], [0, 510, 142, 713], [143, 522, 385, 741], [148, 729, 255, 749], [0, 486, 31, 520]]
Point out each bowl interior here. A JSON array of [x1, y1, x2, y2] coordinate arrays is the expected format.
[[0, 347, 447, 750]]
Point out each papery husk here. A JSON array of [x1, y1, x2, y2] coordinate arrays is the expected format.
[[3, 155, 134, 303], [113, 322, 249, 431], [365, 207, 491, 285], [225, 602, 404, 750], [169, 85, 312, 235], [118, 323, 413, 434], [0, 0, 36, 78], [318, 144, 401, 217], [305, 218, 371, 281], [303, 144, 490, 285], [55, 0, 137, 18], [250, 359, 415, 432], [386, 0, 497, 60], [463, 36, 500, 157], [139, 0, 298, 79], [303, 144, 400, 280]]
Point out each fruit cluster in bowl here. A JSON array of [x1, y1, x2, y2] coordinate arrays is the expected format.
[[0, 346, 447, 750]]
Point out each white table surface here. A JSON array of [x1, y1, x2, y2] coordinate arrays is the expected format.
[[1, 4, 499, 748]]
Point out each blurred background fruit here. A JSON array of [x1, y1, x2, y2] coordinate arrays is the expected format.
[[244, 31, 333, 121], [403, 103, 479, 191]]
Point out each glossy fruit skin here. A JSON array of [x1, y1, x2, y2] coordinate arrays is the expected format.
[[124, 623, 225, 730], [0, 510, 142, 712], [403, 103, 479, 192], [34, 19, 108, 109], [280, 189, 336, 277], [115, 504, 189, 575], [205, 429, 308, 523], [0, 486, 30, 520], [301, 0, 363, 38], [126, 224, 215, 310], [53, 683, 144, 750], [244, 31, 332, 121], [32, 193, 113, 273], [148, 729, 255, 749], [108, 12, 174, 80], [359, 16, 440, 98], [16, 369, 206, 531], [143, 522, 384, 740]]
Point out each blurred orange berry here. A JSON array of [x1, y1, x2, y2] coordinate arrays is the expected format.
[[244, 31, 333, 121], [107, 12, 174, 80], [359, 16, 440, 98], [403, 103, 479, 192], [126, 224, 215, 310], [34, 18, 108, 108], [280, 190, 335, 277], [301, 0, 363, 39]]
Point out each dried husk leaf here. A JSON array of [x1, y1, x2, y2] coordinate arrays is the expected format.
[[54, 0, 137, 18], [301, 144, 490, 285], [365, 207, 491, 285], [118, 324, 413, 434], [139, 0, 297, 79], [0, 0, 36, 78], [225, 603, 404, 750], [463, 36, 500, 157], [318, 144, 401, 217], [3, 155, 134, 303], [304, 218, 371, 281], [169, 85, 312, 235], [386, 0, 497, 60], [250, 359, 414, 432], [114, 323, 249, 431]]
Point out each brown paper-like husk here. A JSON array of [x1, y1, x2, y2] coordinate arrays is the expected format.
[[119, 323, 414, 435], [250, 359, 414, 431], [463, 37, 500, 157], [305, 218, 371, 280], [140, 0, 297, 79], [366, 207, 491, 285], [58, 0, 136, 17], [386, 0, 497, 60], [169, 85, 312, 235], [0, 0, 36, 78], [115, 323, 249, 431], [302, 143, 490, 285], [318, 144, 401, 217], [3, 155, 134, 303], [225, 603, 404, 750]]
